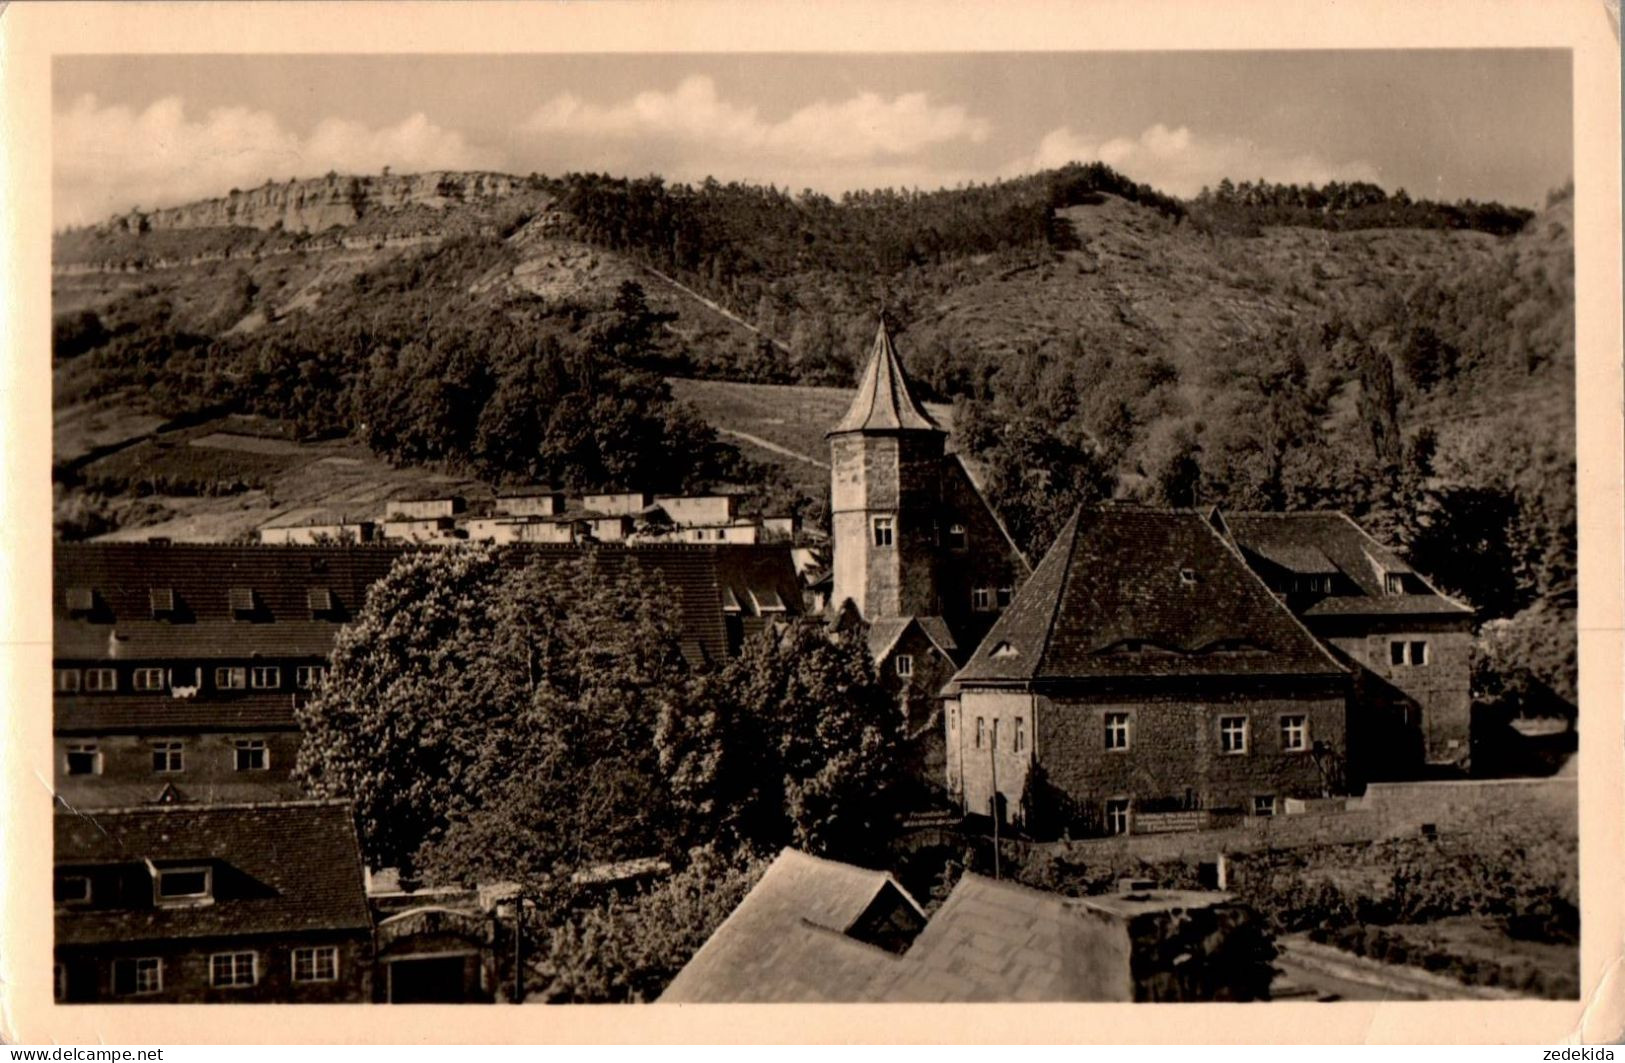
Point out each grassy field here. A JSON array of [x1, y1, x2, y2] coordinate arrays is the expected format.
[[669, 377, 956, 499], [56, 405, 493, 543], [56, 376, 963, 542]]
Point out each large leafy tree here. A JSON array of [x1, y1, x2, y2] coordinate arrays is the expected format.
[[657, 619, 908, 867], [294, 546, 694, 891]]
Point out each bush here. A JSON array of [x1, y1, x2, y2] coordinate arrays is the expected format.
[[532, 849, 768, 1003]]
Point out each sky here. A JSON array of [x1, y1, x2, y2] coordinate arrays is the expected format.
[[52, 51, 1573, 228]]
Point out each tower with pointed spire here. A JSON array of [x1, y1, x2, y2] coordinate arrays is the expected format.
[[827, 318, 949, 621]]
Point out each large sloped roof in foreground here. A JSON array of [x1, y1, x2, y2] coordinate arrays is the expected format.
[[954, 507, 1346, 685]]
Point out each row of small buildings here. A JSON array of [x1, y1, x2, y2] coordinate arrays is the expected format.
[[50, 320, 1476, 1003], [258, 490, 798, 547]]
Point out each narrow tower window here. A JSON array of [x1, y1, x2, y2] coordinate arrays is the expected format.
[[871, 516, 895, 547]]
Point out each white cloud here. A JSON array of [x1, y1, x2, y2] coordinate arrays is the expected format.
[[1009, 123, 1380, 196], [54, 94, 498, 226], [522, 75, 989, 164]]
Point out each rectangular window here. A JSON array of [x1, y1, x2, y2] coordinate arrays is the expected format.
[[871, 516, 895, 547], [210, 952, 258, 989], [996, 586, 1014, 608], [971, 587, 994, 612], [155, 866, 211, 903], [1253, 795, 1277, 817], [947, 523, 967, 550], [53, 669, 81, 694], [991, 718, 1000, 752], [1104, 712, 1131, 751], [1219, 716, 1249, 754], [292, 946, 339, 983], [975, 717, 985, 749], [295, 665, 329, 690], [1105, 798, 1131, 836], [83, 668, 117, 693], [114, 957, 163, 996], [1280, 715, 1309, 753], [250, 666, 281, 690], [54, 875, 91, 905], [895, 654, 913, 678], [215, 667, 247, 690], [152, 741, 184, 773], [1390, 640, 1429, 667], [1014, 718, 1026, 753], [64, 744, 101, 776], [133, 667, 167, 692], [235, 740, 268, 772]]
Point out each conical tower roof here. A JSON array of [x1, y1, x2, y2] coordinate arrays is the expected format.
[[827, 318, 943, 436]]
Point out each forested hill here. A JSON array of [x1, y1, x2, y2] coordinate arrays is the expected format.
[[53, 166, 1572, 696]]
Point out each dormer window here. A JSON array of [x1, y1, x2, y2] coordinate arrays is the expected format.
[[307, 587, 334, 615], [748, 588, 788, 615], [65, 587, 95, 613], [1384, 572, 1406, 595], [229, 587, 256, 614], [1179, 568, 1197, 585], [149, 588, 175, 617], [720, 587, 743, 614], [54, 874, 91, 906], [154, 866, 212, 905], [990, 641, 1020, 659]]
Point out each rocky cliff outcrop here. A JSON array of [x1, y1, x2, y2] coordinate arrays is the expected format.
[[108, 171, 530, 235]]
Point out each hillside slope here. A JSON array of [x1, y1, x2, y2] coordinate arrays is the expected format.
[[51, 169, 1572, 619]]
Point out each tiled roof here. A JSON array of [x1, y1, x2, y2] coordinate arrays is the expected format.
[[54, 693, 300, 735], [1223, 511, 1472, 618], [954, 507, 1346, 685], [885, 875, 1136, 1002], [54, 543, 404, 662], [827, 319, 942, 436], [54, 801, 371, 946], [55, 542, 801, 669], [659, 849, 918, 1003], [662, 850, 1240, 1003], [54, 779, 305, 808], [868, 616, 960, 665]]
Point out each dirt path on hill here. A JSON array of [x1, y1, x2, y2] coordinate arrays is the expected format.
[[712, 427, 829, 469], [640, 265, 793, 353]]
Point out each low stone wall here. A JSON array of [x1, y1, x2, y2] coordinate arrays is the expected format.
[[1026, 776, 1577, 865], [1049, 809, 1387, 864], [1356, 776, 1578, 839]]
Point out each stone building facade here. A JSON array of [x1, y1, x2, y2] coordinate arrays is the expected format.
[[826, 320, 1029, 790], [53, 802, 374, 1003], [944, 507, 1351, 835], [1218, 511, 1474, 777]]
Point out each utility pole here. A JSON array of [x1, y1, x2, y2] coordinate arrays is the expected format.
[[511, 895, 525, 1004], [990, 719, 1001, 881]]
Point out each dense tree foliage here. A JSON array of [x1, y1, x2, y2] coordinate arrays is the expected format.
[[534, 850, 768, 1003], [657, 618, 909, 866], [296, 546, 912, 885], [293, 547, 691, 886], [1190, 178, 1532, 236]]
